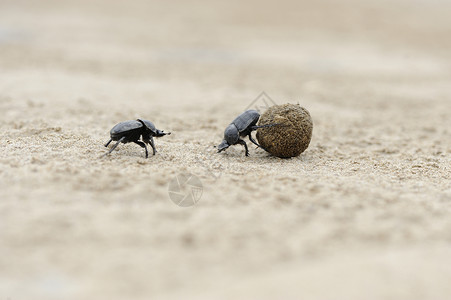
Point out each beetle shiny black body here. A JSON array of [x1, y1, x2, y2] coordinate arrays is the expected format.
[[217, 109, 275, 156], [103, 119, 170, 158]]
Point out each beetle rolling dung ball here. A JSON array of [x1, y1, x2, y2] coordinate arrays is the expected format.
[[217, 109, 264, 156], [256, 104, 312, 158]]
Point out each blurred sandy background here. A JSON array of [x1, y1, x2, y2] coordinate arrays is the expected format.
[[1, 0, 451, 299]]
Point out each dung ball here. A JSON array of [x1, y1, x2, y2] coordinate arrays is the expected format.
[[256, 103, 313, 158]]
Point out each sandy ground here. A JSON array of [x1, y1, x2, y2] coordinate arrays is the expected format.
[[1, 0, 451, 299]]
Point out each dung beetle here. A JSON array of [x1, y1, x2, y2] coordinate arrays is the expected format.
[[217, 109, 277, 156], [103, 119, 170, 158]]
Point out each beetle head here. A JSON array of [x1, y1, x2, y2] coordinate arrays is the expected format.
[[217, 140, 229, 152], [155, 129, 171, 137]]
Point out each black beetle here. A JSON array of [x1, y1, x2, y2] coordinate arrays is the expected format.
[[217, 109, 276, 156], [103, 119, 170, 158]]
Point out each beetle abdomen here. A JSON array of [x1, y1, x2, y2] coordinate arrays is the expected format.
[[110, 120, 143, 139], [232, 110, 260, 133]]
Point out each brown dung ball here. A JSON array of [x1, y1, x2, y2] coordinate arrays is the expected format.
[[256, 104, 313, 158]]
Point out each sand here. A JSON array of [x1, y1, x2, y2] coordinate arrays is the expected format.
[[1, 0, 451, 299]]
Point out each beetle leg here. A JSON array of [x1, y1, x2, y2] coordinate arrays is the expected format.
[[134, 141, 149, 158], [102, 136, 125, 157], [248, 133, 268, 152], [104, 139, 112, 147], [149, 137, 157, 155], [237, 139, 249, 156]]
